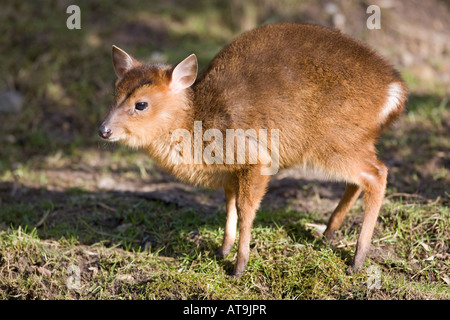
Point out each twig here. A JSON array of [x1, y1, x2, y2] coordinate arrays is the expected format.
[[336, 233, 396, 248], [428, 196, 441, 206], [385, 193, 426, 200], [373, 233, 397, 243], [336, 241, 357, 248], [35, 210, 52, 228], [97, 202, 117, 212]]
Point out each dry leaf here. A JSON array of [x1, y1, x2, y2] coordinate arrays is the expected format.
[[304, 223, 327, 234], [33, 266, 52, 277], [88, 266, 98, 278], [116, 274, 133, 282], [419, 242, 431, 252]]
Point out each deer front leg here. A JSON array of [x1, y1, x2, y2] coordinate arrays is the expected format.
[[216, 185, 238, 258]]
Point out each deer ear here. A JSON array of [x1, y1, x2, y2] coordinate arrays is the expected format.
[[112, 45, 140, 78], [170, 54, 198, 92]]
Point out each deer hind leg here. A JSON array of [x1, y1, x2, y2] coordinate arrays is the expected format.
[[324, 183, 363, 240], [321, 150, 388, 273], [349, 156, 388, 273]]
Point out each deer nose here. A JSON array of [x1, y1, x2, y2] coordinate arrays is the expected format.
[[98, 124, 112, 139]]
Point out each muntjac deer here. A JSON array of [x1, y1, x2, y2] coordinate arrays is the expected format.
[[99, 23, 407, 278]]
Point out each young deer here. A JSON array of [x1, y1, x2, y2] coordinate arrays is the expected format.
[[99, 23, 407, 278]]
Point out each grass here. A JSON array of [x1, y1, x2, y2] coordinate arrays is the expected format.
[[1, 1, 449, 300], [0, 185, 448, 299], [0, 211, 357, 300]]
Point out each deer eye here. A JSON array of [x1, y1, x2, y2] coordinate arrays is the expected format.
[[135, 102, 148, 111]]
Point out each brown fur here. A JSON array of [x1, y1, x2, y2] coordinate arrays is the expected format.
[[100, 23, 407, 278]]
